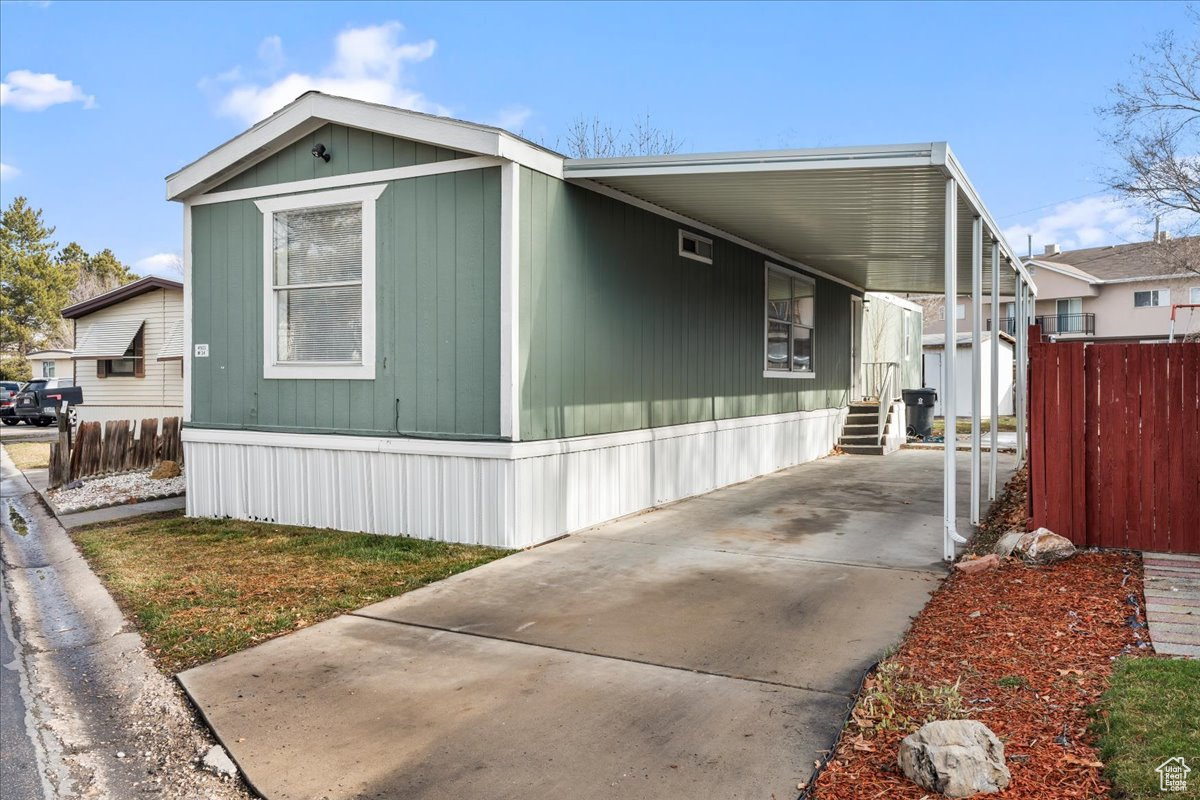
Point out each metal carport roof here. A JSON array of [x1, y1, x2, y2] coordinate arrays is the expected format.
[[563, 142, 1034, 297]]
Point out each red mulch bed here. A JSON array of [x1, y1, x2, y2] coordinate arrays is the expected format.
[[812, 551, 1148, 799]]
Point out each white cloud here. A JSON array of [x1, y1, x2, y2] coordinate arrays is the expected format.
[[213, 22, 442, 125], [1003, 196, 1152, 253], [0, 162, 19, 180], [136, 252, 183, 276], [257, 35, 285, 74], [488, 105, 532, 133], [0, 70, 94, 111]]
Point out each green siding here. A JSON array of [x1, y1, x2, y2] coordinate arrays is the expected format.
[[518, 167, 854, 442], [209, 124, 471, 193], [191, 166, 501, 437]]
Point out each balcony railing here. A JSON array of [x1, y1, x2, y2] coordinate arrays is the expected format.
[[986, 313, 1095, 336]]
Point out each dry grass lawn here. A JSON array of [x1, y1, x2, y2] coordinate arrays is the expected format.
[[1, 440, 51, 470], [73, 512, 510, 673]]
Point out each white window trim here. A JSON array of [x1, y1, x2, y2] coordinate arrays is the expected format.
[[1133, 288, 1170, 308], [255, 184, 385, 380], [678, 229, 714, 264], [763, 263, 816, 380]]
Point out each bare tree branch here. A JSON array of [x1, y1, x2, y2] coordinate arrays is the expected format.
[[560, 112, 683, 159], [1098, 13, 1200, 230]]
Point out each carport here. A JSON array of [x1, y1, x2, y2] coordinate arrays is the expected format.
[[564, 143, 1037, 559]]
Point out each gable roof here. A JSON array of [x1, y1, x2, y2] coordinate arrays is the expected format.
[[61, 276, 183, 319], [1024, 237, 1197, 282], [166, 92, 563, 200]]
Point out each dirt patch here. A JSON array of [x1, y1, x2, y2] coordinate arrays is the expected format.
[[811, 550, 1147, 799]]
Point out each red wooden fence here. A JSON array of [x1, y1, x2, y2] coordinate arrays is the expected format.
[[1028, 329, 1200, 553]]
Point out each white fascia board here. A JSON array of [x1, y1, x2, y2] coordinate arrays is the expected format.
[[1022, 259, 1101, 285], [571, 178, 866, 294], [498, 134, 564, 179], [1095, 273, 1193, 285], [866, 291, 924, 313], [564, 145, 937, 181], [941, 144, 1036, 294], [168, 93, 564, 201]]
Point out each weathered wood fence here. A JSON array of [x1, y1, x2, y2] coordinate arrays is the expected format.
[[1027, 330, 1200, 553], [49, 416, 183, 488]]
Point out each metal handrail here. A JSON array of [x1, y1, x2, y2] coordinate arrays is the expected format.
[[861, 361, 900, 402], [876, 365, 896, 446]]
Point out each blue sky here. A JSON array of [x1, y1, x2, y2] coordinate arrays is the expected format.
[[0, 1, 1190, 276]]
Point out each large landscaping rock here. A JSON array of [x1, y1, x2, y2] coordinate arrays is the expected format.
[[150, 460, 181, 480], [993, 530, 1025, 558], [897, 720, 1010, 797], [1013, 527, 1076, 564], [954, 554, 1000, 574]]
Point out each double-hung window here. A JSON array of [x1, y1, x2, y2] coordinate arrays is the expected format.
[[765, 265, 815, 378], [255, 185, 385, 380]]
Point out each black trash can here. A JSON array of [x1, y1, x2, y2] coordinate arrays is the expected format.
[[902, 388, 938, 438]]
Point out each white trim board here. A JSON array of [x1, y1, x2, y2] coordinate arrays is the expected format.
[[255, 184, 386, 381], [499, 162, 521, 441], [182, 202, 193, 424], [190, 156, 504, 207]]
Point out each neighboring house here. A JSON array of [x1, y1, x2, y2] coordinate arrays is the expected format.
[[166, 91, 1028, 549], [922, 235, 1199, 342], [61, 276, 184, 428], [25, 349, 73, 380], [921, 332, 1015, 418]]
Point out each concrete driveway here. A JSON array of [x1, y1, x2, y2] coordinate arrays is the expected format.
[[180, 448, 1015, 800]]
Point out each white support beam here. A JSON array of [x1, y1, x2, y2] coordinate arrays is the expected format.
[[970, 217, 982, 527], [1015, 279, 1027, 462], [943, 178, 965, 560], [988, 244, 1000, 500]]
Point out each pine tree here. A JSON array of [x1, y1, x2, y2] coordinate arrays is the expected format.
[[0, 197, 74, 354]]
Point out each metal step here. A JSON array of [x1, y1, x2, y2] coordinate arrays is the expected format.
[[849, 403, 880, 415], [846, 413, 878, 425], [842, 424, 878, 435], [839, 434, 882, 444], [840, 443, 887, 456]]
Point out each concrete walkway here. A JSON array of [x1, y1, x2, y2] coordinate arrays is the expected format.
[[180, 449, 1016, 800], [1143, 552, 1200, 658]]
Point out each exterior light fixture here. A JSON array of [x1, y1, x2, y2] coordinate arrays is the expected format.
[[311, 143, 331, 162]]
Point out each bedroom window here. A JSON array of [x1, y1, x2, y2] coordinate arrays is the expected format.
[[99, 328, 144, 378], [678, 230, 714, 264], [1133, 289, 1169, 308], [764, 265, 815, 378], [255, 185, 385, 380]]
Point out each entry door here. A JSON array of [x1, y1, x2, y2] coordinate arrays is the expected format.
[[850, 296, 864, 400], [923, 352, 943, 417]]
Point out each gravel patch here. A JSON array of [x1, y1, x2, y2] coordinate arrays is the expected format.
[[49, 469, 185, 514]]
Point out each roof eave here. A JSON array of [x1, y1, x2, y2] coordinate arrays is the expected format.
[[61, 276, 183, 319]]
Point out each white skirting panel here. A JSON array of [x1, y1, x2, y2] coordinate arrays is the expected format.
[[184, 407, 847, 549]]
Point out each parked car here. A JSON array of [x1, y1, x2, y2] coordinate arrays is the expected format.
[[0, 381, 23, 426], [12, 378, 76, 426]]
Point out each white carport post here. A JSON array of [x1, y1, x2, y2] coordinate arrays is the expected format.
[[969, 216, 983, 526], [1015, 278, 1027, 462], [943, 178, 966, 560], [988, 243, 1000, 500]]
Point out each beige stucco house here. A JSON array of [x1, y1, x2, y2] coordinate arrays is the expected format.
[[923, 235, 1199, 342], [25, 349, 74, 380], [61, 276, 183, 427]]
